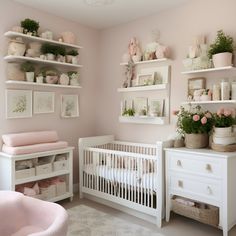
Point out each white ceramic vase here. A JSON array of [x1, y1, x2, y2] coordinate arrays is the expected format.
[[8, 38, 26, 56], [26, 72, 34, 82]]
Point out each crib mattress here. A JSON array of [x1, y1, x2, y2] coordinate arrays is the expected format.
[[83, 164, 157, 191]]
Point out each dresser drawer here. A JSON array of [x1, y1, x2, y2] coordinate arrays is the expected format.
[[169, 173, 221, 203], [168, 152, 222, 178]]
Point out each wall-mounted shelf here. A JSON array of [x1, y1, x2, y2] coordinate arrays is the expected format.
[[4, 31, 83, 49], [181, 66, 236, 74], [4, 55, 83, 68], [182, 100, 236, 105], [119, 116, 168, 125], [5, 80, 81, 89], [117, 84, 167, 92], [120, 58, 169, 66]]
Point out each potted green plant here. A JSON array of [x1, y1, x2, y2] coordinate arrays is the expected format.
[[122, 108, 135, 117], [208, 30, 234, 68], [41, 43, 58, 61], [66, 50, 79, 64], [56, 46, 66, 63], [68, 71, 79, 86], [20, 61, 35, 82], [21, 18, 39, 36], [174, 105, 214, 148]]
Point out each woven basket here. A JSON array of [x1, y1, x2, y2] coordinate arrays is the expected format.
[[171, 198, 219, 226]]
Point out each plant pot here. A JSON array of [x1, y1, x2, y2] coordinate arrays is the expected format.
[[185, 133, 209, 149], [213, 135, 236, 145], [45, 75, 58, 84], [46, 53, 55, 61], [72, 56, 78, 65], [8, 38, 26, 56], [212, 52, 232, 68], [59, 73, 69, 85], [214, 126, 232, 137], [36, 76, 44, 83], [66, 55, 73, 63], [25, 72, 34, 82]]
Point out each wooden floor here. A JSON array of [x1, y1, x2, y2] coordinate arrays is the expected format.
[[59, 194, 236, 236]]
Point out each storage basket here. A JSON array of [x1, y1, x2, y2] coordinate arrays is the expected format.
[[56, 181, 67, 196], [15, 168, 35, 179], [171, 198, 219, 226], [40, 184, 56, 200], [36, 163, 52, 175], [53, 160, 68, 172]]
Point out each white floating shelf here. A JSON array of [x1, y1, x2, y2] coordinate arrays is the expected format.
[[120, 58, 169, 66], [5, 80, 81, 89], [181, 66, 236, 74], [4, 31, 83, 49], [119, 116, 168, 125], [15, 170, 70, 185], [4, 55, 83, 68], [117, 84, 167, 92], [182, 100, 236, 105]]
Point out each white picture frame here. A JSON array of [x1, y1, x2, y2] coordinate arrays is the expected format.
[[148, 99, 164, 117], [136, 72, 155, 86], [6, 89, 32, 119], [134, 97, 148, 116], [61, 95, 79, 118], [34, 91, 55, 114]]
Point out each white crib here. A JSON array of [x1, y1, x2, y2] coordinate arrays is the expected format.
[[79, 135, 170, 227]]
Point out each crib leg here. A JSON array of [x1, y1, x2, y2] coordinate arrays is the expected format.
[[156, 217, 162, 228], [70, 196, 73, 202]]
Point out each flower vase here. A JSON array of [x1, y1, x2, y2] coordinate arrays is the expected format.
[[185, 133, 209, 149]]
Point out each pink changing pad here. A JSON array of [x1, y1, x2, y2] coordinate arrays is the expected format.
[[2, 141, 68, 155]]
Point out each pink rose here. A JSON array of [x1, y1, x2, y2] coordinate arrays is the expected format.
[[217, 108, 224, 116], [224, 109, 232, 117], [205, 112, 212, 118], [193, 114, 200, 121], [172, 110, 179, 116], [201, 116, 207, 125]]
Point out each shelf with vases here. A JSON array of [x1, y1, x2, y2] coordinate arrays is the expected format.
[[181, 66, 236, 74], [5, 80, 81, 89], [119, 116, 168, 125], [4, 55, 83, 68], [117, 84, 168, 92], [182, 100, 236, 105], [120, 58, 169, 66], [4, 31, 83, 49]]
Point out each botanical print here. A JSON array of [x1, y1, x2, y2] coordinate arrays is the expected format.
[[149, 99, 164, 117], [134, 97, 148, 116], [34, 92, 55, 114], [61, 95, 79, 118], [6, 90, 32, 119]]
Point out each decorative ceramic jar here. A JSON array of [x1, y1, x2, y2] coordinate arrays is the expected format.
[[212, 84, 221, 101], [59, 74, 69, 85], [220, 80, 230, 100], [185, 133, 209, 149], [8, 37, 26, 56], [61, 32, 76, 44]]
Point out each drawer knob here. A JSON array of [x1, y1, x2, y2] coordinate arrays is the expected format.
[[206, 164, 212, 172], [207, 186, 212, 195], [177, 160, 182, 167], [178, 180, 183, 188]]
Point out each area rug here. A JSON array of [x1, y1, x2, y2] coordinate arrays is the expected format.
[[67, 205, 163, 236]]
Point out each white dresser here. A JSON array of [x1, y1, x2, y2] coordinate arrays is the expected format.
[[165, 148, 236, 236]]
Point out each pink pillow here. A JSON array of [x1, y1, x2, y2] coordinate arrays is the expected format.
[[2, 131, 59, 147]]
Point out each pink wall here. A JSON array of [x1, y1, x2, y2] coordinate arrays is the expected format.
[[0, 0, 99, 184], [95, 0, 236, 143]]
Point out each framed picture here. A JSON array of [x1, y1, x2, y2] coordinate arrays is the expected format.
[[136, 72, 155, 86], [134, 97, 148, 116], [188, 77, 206, 97], [148, 99, 164, 117], [61, 95, 79, 118], [34, 91, 55, 114], [6, 89, 32, 119]]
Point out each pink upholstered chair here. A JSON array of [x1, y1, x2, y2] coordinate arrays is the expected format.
[[0, 191, 68, 236]]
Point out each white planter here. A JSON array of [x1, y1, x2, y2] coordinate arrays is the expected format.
[[36, 76, 44, 83], [66, 55, 73, 63], [214, 126, 232, 137], [25, 72, 34, 82], [46, 53, 55, 61], [72, 56, 78, 65], [212, 52, 232, 68], [213, 135, 236, 145]]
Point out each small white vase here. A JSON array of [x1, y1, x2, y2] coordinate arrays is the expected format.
[[36, 76, 44, 83], [26, 72, 34, 82], [212, 52, 232, 68], [72, 56, 78, 65]]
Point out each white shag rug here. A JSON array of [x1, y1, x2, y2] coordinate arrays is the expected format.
[[67, 205, 163, 236]]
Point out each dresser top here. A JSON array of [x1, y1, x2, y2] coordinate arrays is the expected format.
[[165, 147, 236, 159]]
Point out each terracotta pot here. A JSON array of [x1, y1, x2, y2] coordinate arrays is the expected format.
[[185, 133, 209, 149], [212, 52, 232, 68]]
